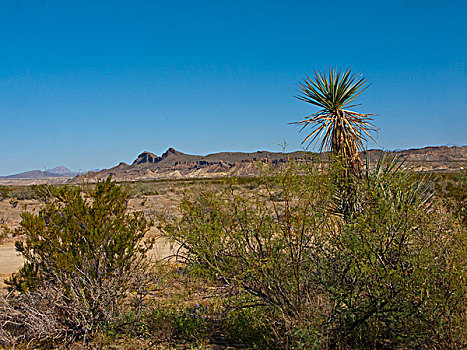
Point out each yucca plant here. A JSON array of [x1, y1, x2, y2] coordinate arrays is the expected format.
[[294, 67, 377, 176]]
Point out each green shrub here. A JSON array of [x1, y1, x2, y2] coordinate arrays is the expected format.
[[221, 305, 277, 349], [162, 159, 466, 349], [1, 177, 155, 347], [320, 158, 465, 348], [0, 186, 9, 201], [435, 170, 467, 226]]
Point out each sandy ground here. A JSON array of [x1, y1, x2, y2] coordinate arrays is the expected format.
[[0, 178, 72, 186], [0, 198, 40, 286], [0, 244, 24, 287], [0, 239, 176, 292], [0, 240, 175, 274]]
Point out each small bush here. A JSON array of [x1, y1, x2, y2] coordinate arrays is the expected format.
[[0, 177, 155, 347], [435, 170, 467, 226], [0, 186, 9, 201]]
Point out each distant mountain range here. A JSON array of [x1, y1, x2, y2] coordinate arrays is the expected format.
[[75, 145, 467, 183], [0, 166, 79, 179], [2, 146, 466, 184]]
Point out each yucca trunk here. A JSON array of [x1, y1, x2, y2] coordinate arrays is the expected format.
[[330, 110, 361, 177]]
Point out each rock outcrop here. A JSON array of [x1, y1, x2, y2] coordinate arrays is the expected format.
[[73, 146, 467, 183]]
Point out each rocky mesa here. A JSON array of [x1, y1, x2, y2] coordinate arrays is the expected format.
[[75, 145, 467, 183]]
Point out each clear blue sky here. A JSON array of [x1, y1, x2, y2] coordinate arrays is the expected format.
[[0, 0, 466, 175]]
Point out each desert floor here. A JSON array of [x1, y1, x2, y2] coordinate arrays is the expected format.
[[0, 181, 189, 291], [0, 178, 238, 291]]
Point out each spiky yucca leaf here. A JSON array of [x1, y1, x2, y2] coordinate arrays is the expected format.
[[294, 67, 377, 175], [365, 154, 434, 210]]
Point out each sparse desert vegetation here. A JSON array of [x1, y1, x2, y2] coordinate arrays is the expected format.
[[0, 161, 465, 349], [0, 69, 465, 349]]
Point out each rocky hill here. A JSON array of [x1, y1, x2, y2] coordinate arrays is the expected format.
[[75, 146, 467, 183]]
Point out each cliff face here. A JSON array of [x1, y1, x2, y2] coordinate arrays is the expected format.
[[75, 146, 467, 183], [132, 148, 186, 165]]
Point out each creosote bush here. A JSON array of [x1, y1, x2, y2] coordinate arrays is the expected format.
[[0, 178, 155, 348], [162, 159, 466, 349]]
